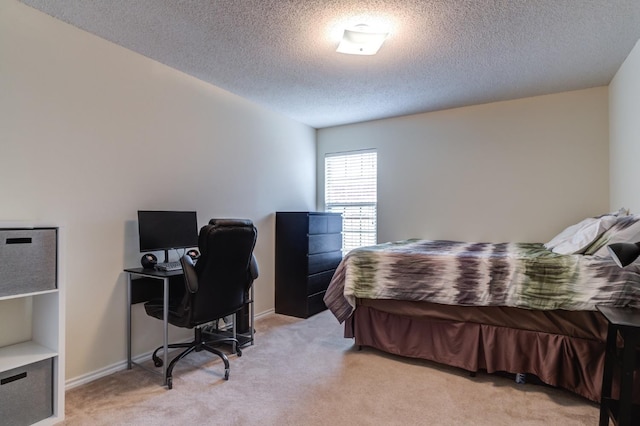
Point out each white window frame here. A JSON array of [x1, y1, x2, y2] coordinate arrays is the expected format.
[[324, 149, 377, 254]]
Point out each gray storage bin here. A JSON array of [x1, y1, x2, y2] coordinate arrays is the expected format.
[[0, 228, 57, 297], [0, 358, 53, 425]]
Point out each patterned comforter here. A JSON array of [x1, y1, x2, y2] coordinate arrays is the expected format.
[[324, 239, 640, 323]]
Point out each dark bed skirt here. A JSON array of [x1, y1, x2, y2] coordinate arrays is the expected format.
[[346, 300, 638, 403]]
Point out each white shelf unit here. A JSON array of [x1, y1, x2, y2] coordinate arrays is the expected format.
[[0, 227, 65, 425]]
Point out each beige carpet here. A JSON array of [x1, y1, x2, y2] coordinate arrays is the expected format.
[[63, 310, 599, 425]]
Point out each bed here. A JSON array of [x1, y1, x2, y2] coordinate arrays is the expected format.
[[324, 213, 640, 402]]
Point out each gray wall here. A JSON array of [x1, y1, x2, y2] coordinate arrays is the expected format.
[[317, 87, 610, 244], [0, 0, 316, 381], [610, 39, 640, 212]]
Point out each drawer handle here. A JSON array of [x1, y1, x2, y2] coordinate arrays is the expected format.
[[1, 371, 27, 385], [6, 237, 32, 244]]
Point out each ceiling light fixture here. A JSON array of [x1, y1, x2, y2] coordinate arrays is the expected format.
[[336, 24, 389, 56]]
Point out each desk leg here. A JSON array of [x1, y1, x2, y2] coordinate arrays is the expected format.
[[162, 277, 169, 386], [250, 286, 254, 345], [127, 273, 132, 370]]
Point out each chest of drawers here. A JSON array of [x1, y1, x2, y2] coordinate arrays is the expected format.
[[275, 212, 342, 318]]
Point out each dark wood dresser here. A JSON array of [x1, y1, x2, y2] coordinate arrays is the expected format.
[[275, 212, 343, 318]]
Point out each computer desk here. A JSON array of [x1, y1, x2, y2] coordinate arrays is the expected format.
[[124, 267, 184, 386], [123, 267, 255, 386]]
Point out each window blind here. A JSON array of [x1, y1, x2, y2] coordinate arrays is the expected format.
[[325, 150, 377, 254]]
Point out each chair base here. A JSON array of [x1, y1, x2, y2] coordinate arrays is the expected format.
[[151, 326, 241, 389]]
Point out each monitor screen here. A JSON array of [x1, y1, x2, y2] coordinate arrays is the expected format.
[[137, 210, 199, 252]]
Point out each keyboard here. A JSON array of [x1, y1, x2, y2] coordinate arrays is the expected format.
[[155, 261, 182, 272]]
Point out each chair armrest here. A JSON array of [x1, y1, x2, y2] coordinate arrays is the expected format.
[[249, 254, 259, 280], [180, 255, 199, 293]]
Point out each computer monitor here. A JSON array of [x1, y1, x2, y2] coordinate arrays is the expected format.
[[137, 210, 199, 263]]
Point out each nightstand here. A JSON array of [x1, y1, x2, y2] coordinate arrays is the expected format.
[[597, 305, 640, 426]]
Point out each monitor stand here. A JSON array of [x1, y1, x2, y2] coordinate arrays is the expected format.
[[163, 250, 169, 264]]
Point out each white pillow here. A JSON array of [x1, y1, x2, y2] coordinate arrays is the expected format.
[[545, 215, 618, 255], [588, 215, 640, 257], [610, 207, 630, 217]]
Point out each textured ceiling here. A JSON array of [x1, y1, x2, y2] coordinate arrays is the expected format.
[[20, 0, 640, 128]]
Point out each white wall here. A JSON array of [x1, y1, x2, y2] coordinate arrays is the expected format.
[[610, 39, 640, 212], [317, 87, 610, 244], [0, 0, 316, 381]]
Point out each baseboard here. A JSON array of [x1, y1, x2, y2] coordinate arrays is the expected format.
[[64, 349, 155, 390], [65, 308, 275, 390]]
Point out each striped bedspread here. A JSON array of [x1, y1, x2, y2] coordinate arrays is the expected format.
[[324, 239, 640, 323]]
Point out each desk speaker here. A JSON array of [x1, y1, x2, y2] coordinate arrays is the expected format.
[[141, 253, 157, 269]]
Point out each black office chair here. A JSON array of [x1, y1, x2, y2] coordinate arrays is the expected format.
[[144, 219, 258, 389]]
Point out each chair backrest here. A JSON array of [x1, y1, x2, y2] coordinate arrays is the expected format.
[[180, 219, 257, 326]]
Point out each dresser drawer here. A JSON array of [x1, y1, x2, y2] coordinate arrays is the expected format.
[[309, 214, 342, 235], [308, 233, 342, 254], [306, 291, 328, 316], [308, 251, 342, 275], [307, 269, 336, 295], [0, 358, 53, 425], [0, 228, 57, 297]]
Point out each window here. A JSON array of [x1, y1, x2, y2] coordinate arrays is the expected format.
[[325, 150, 377, 254]]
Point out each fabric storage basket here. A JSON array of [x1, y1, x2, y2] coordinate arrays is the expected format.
[[0, 228, 57, 297], [0, 358, 54, 425]]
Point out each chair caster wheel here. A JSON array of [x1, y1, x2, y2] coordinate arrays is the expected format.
[[236, 348, 242, 357], [154, 358, 163, 367], [167, 377, 173, 389], [224, 369, 230, 380]]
